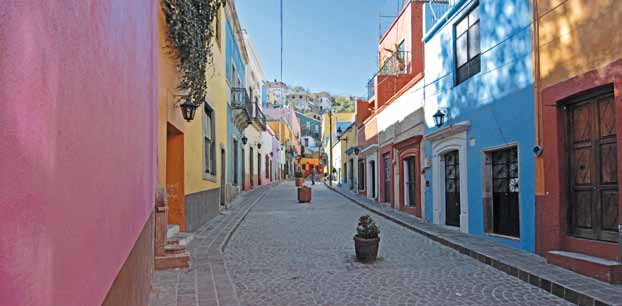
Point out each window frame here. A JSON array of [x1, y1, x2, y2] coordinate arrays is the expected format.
[[203, 102, 217, 181], [454, 4, 481, 85]]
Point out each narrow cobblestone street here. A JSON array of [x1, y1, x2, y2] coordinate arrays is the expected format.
[[224, 182, 575, 306]]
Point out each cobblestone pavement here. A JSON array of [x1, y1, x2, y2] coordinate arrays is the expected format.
[[224, 181, 576, 306], [149, 184, 274, 306]]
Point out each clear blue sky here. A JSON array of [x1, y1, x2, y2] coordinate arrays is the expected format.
[[235, 0, 406, 97]]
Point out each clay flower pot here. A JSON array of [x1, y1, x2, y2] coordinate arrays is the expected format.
[[297, 186, 312, 203], [353, 235, 380, 262], [295, 178, 304, 187]]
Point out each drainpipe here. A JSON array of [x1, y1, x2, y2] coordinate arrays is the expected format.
[[530, 0, 544, 254]]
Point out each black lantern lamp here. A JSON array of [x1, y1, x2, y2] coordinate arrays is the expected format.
[[433, 109, 446, 128], [257, 142, 262, 149], [241, 135, 248, 145], [354, 147, 360, 155], [179, 98, 198, 122], [337, 126, 343, 134]]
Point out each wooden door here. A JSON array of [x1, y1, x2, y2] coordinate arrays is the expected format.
[[166, 124, 185, 230], [383, 154, 391, 202], [491, 147, 520, 237], [567, 88, 618, 242], [406, 156, 417, 207], [444, 150, 461, 227]]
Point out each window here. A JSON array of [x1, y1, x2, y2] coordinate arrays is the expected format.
[[203, 104, 216, 176], [455, 5, 480, 84], [304, 138, 309, 147]]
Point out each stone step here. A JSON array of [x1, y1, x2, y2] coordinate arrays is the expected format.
[[166, 224, 179, 240], [171, 232, 194, 247], [547, 250, 622, 284], [155, 252, 191, 270]]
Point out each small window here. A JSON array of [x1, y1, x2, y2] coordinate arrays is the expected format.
[[455, 5, 480, 85], [203, 104, 216, 176]]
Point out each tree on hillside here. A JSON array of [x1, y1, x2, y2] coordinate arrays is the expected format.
[[332, 96, 354, 112]]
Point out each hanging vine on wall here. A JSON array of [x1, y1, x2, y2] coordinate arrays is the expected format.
[[161, 0, 226, 105]]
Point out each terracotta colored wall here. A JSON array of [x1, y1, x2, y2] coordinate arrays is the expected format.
[[535, 0, 622, 260], [0, 1, 157, 306], [537, 0, 622, 88], [355, 99, 372, 126], [537, 60, 622, 260], [358, 117, 378, 149], [375, 2, 424, 108]]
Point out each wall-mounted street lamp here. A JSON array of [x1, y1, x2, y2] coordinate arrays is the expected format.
[[241, 135, 248, 145], [257, 142, 262, 149], [179, 98, 198, 122], [354, 147, 360, 155], [433, 109, 446, 128]]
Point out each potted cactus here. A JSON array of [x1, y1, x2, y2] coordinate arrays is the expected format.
[[353, 215, 380, 262], [297, 185, 312, 203]]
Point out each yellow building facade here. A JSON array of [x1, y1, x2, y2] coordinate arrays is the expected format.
[[157, 5, 228, 232]]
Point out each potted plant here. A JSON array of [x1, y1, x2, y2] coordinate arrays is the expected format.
[[294, 168, 304, 187], [297, 186, 312, 203], [353, 215, 380, 262]]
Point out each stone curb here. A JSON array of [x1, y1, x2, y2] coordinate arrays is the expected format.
[[325, 183, 621, 306]]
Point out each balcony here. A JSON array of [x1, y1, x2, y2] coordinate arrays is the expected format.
[[231, 87, 250, 110], [251, 102, 267, 130], [231, 87, 251, 131], [378, 51, 410, 76]]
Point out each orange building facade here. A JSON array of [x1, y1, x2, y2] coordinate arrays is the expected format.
[[534, 0, 622, 283]]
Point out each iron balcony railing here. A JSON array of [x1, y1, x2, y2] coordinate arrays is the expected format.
[[378, 51, 410, 76], [367, 74, 376, 100], [427, 0, 459, 23], [252, 102, 267, 130], [231, 87, 250, 109]]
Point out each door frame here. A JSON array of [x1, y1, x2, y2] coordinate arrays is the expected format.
[[429, 124, 470, 233]]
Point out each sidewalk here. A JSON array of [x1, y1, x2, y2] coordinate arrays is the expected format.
[[149, 183, 275, 306], [326, 183, 622, 306]]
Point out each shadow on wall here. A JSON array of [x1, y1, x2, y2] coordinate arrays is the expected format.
[[424, 0, 533, 134]]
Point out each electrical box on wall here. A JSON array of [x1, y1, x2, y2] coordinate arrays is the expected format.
[[423, 157, 432, 169]]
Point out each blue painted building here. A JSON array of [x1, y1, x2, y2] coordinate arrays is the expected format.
[[421, 0, 535, 252], [225, 15, 247, 200]]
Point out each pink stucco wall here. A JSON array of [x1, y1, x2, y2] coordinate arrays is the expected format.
[[0, 1, 157, 306]]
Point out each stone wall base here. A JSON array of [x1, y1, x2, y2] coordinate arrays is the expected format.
[[101, 212, 154, 306]]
